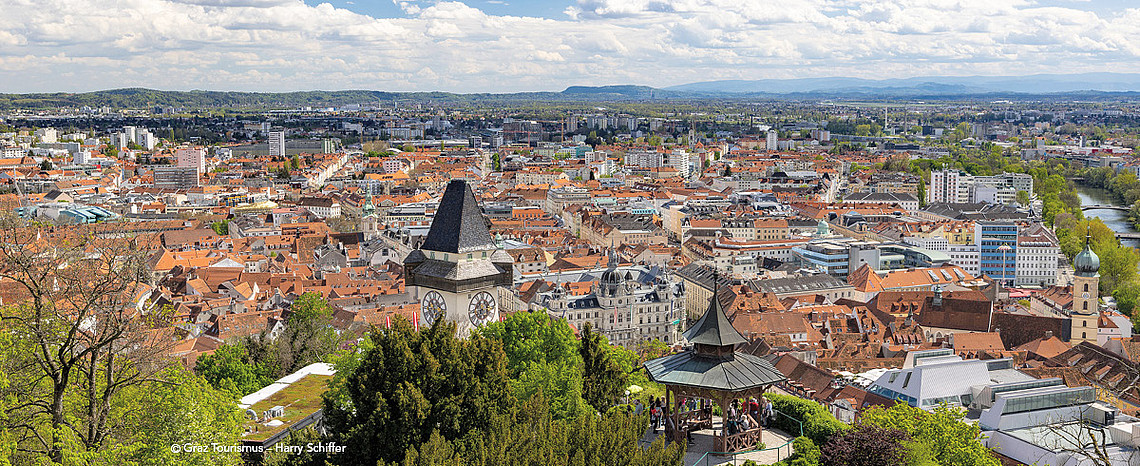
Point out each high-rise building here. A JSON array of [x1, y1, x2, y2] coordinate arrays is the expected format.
[[765, 130, 778, 151], [929, 169, 965, 203], [268, 131, 286, 157], [176, 148, 206, 174], [1070, 237, 1100, 345], [321, 138, 336, 154]]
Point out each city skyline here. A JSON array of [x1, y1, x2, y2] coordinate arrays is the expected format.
[[2, 0, 1139, 93]]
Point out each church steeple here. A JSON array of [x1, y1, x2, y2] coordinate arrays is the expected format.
[[363, 191, 376, 217]]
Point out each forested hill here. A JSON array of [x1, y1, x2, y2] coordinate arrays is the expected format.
[[0, 86, 685, 110]]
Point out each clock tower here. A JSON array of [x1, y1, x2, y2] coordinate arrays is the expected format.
[[1070, 234, 1100, 345], [404, 180, 513, 336]]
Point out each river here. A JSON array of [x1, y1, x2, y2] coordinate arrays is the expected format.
[[1075, 185, 1140, 249]]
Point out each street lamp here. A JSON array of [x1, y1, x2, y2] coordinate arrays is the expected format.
[[998, 244, 1012, 288]]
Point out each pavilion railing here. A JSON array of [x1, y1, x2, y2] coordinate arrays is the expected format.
[[688, 410, 804, 466]]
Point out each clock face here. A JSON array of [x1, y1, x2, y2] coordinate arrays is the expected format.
[[1082, 292, 1090, 299], [468, 291, 496, 327], [422, 291, 446, 326]]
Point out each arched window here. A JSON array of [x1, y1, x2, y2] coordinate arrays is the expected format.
[[1083, 302, 1088, 311], [1082, 332, 1087, 339], [1084, 283, 1089, 292]]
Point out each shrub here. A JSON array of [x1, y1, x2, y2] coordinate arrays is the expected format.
[[764, 393, 849, 445]]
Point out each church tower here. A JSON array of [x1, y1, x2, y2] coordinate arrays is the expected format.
[[404, 180, 513, 336], [361, 192, 379, 239], [1070, 234, 1100, 345]]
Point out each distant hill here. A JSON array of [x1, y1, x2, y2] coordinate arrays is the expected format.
[[3, 73, 1140, 110], [664, 73, 1140, 95], [560, 85, 663, 99]]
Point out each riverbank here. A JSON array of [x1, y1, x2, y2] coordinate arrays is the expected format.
[[1075, 185, 1140, 249]]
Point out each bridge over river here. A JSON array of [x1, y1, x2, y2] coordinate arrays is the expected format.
[[1082, 205, 1130, 212]]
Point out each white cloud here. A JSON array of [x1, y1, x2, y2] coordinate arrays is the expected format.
[[0, 0, 1136, 92]]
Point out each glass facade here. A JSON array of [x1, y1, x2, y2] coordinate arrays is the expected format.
[[978, 223, 1018, 286], [1002, 387, 1096, 415]]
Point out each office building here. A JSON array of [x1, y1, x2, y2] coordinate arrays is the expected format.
[[976, 222, 1018, 286]]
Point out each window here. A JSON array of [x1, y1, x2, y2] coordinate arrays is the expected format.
[[1084, 283, 1089, 292], [1083, 302, 1088, 311], [902, 373, 912, 388], [1082, 332, 1087, 339], [1083, 320, 1088, 327]]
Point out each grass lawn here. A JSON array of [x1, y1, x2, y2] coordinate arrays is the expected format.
[[243, 374, 333, 442]]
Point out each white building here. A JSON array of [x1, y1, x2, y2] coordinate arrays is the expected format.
[[1015, 223, 1059, 288], [35, 128, 58, 143], [268, 131, 286, 157], [765, 130, 778, 151], [538, 263, 683, 348]]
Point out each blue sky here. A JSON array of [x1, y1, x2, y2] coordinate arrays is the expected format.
[[1, 0, 1138, 93]]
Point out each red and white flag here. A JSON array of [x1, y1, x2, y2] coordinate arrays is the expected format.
[[413, 311, 419, 331], [385, 314, 391, 329]]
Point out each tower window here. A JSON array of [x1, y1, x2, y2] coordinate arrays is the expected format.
[[1083, 321, 1088, 327], [1083, 302, 1088, 311], [1083, 332, 1087, 339], [1084, 283, 1089, 292]]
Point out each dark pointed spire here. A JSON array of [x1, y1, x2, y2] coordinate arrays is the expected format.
[[421, 179, 495, 254], [683, 270, 747, 348]]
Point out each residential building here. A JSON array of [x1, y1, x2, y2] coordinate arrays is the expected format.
[[268, 131, 286, 157], [153, 166, 200, 190]]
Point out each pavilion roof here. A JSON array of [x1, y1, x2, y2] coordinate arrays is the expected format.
[[644, 351, 786, 392]]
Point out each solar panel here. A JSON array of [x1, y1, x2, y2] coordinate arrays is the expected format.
[[941, 270, 953, 281], [926, 270, 940, 281], [953, 269, 966, 279]]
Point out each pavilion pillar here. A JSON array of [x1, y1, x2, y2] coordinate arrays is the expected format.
[[673, 387, 683, 443], [720, 391, 731, 453]]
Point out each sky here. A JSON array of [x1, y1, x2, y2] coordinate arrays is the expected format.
[[1, 0, 1138, 93]]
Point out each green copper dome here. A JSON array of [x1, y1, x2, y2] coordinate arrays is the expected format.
[[1074, 243, 1100, 277]]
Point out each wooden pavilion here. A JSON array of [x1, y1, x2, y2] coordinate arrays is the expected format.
[[644, 282, 787, 453]]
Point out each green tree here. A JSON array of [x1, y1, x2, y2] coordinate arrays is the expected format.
[[1113, 282, 1140, 316], [476, 311, 579, 375], [291, 154, 301, 170], [127, 366, 244, 466], [579, 323, 627, 413], [277, 292, 341, 374], [1015, 190, 1030, 206], [194, 343, 275, 396], [860, 403, 1000, 466], [1097, 244, 1139, 293], [322, 318, 512, 465], [477, 312, 588, 419], [399, 392, 684, 466], [39, 159, 52, 171], [211, 219, 230, 236]]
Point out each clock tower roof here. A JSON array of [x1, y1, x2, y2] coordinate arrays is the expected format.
[[421, 179, 496, 254]]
